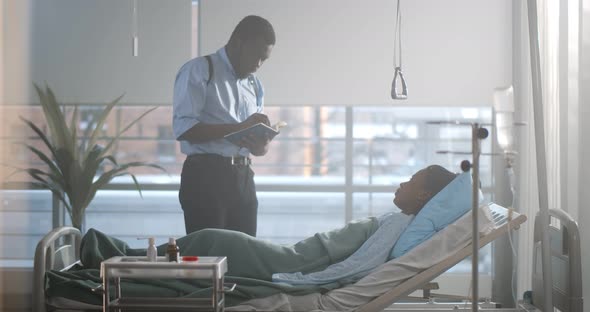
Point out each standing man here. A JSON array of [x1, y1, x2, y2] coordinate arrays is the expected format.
[[173, 15, 276, 236]]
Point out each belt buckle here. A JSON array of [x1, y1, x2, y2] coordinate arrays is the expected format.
[[230, 156, 250, 166]]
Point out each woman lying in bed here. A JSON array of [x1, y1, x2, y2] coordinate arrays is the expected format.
[[81, 165, 457, 279], [50, 165, 463, 305]]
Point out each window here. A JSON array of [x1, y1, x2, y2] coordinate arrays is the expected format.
[[0, 105, 492, 278], [157, 126, 176, 163]]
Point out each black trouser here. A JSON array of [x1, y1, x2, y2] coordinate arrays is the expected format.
[[179, 154, 258, 236]]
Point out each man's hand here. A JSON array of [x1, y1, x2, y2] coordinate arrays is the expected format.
[[239, 133, 271, 156], [237, 113, 273, 155], [241, 113, 270, 129]]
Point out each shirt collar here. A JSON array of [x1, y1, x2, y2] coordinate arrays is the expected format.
[[218, 46, 238, 79]]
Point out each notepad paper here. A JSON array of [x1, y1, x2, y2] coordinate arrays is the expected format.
[[224, 121, 287, 145]]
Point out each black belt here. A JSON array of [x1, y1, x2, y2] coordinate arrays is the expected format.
[[188, 153, 251, 166]]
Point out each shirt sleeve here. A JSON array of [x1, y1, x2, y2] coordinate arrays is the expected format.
[[172, 61, 207, 140]]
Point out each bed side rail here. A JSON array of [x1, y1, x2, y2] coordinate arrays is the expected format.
[[532, 209, 583, 312], [32, 226, 82, 312]]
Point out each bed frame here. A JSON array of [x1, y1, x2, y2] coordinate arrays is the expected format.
[[33, 226, 82, 312]]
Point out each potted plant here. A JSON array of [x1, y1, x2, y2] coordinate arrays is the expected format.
[[15, 84, 165, 231]]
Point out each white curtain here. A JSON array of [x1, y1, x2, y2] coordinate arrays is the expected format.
[[514, 0, 561, 297]]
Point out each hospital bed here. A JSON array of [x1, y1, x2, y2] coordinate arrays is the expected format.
[[376, 207, 583, 312], [33, 203, 529, 312]]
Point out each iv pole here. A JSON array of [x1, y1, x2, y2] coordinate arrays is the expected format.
[[427, 121, 489, 312], [467, 124, 488, 312], [526, 0, 553, 311]]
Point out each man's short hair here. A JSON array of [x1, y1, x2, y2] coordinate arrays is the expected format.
[[424, 165, 457, 197], [229, 15, 276, 45]]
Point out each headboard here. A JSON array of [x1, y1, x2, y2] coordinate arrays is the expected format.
[[32, 226, 82, 312]]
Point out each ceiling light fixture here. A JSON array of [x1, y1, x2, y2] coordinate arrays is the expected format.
[[391, 0, 407, 100], [132, 0, 138, 57]]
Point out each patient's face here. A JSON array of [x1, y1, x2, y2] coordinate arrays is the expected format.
[[393, 168, 429, 215]]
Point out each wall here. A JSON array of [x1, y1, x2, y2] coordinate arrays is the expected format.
[[0, 1, 191, 310], [1, 1, 33, 310], [200, 0, 512, 106], [2, 0, 32, 106], [23, 0, 191, 105], [1, 0, 5, 308], [7, 0, 513, 107], [1, 0, 4, 119]]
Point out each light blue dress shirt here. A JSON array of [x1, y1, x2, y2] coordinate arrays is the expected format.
[[173, 47, 264, 157]]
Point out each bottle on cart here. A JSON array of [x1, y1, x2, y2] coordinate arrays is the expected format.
[[166, 237, 180, 262], [146, 237, 157, 262]]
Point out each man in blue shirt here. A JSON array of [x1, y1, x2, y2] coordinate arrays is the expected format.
[[173, 15, 276, 236]]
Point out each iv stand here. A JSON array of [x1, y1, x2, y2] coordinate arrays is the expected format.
[[428, 121, 489, 312], [467, 124, 488, 312]]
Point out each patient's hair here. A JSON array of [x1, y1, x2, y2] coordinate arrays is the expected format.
[[229, 15, 276, 45], [423, 165, 457, 198]]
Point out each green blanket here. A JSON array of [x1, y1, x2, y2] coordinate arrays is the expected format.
[[46, 217, 379, 306]]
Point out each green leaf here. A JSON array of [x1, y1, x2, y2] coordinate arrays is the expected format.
[[70, 105, 79, 160], [30, 181, 72, 217], [35, 84, 66, 149], [83, 94, 124, 161], [21, 144, 66, 188], [98, 107, 158, 159], [20, 117, 60, 162], [77, 146, 104, 207], [128, 173, 143, 198], [33, 84, 56, 140], [85, 161, 165, 209], [44, 85, 71, 143], [99, 155, 118, 166], [66, 158, 86, 213], [79, 111, 98, 155], [23, 168, 50, 184], [53, 148, 75, 196]]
